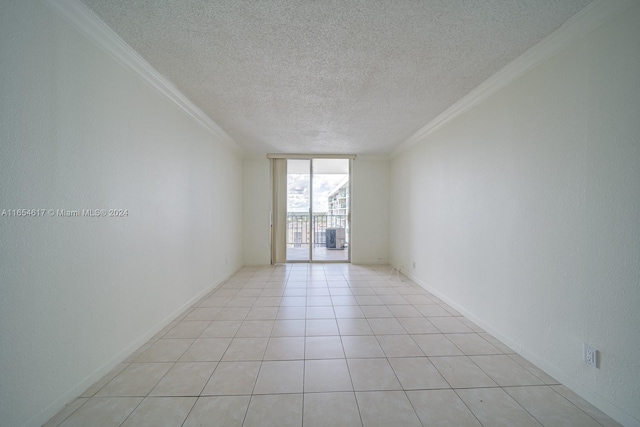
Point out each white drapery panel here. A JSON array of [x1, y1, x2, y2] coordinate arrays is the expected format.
[[271, 158, 287, 264]]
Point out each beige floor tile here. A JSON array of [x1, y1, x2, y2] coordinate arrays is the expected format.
[[306, 319, 339, 335], [416, 304, 452, 317], [412, 334, 464, 356], [306, 306, 336, 319], [264, 336, 305, 360], [430, 356, 497, 388], [134, 338, 194, 362], [361, 306, 394, 318], [446, 333, 502, 355], [368, 318, 407, 335], [388, 357, 449, 390], [443, 305, 463, 316], [123, 340, 156, 362], [245, 306, 279, 319], [305, 336, 345, 359], [506, 386, 602, 427], [271, 319, 306, 337], [43, 398, 88, 427], [398, 317, 439, 334], [182, 396, 250, 427], [550, 385, 622, 427], [254, 290, 284, 298], [201, 361, 261, 395], [149, 362, 217, 396], [351, 288, 377, 296], [179, 338, 231, 362], [355, 295, 384, 305], [329, 290, 357, 296], [307, 288, 330, 296], [212, 290, 240, 298], [235, 320, 274, 337], [282, 288, 306, 296], [478, 332, 514, 352], [184, 307, 222, 321], [221, 337, 268, 361], [331, 296, 359, 305], [80, 364, 129, 397], [307, 296, 333, 306], [96, 363, 173, 396], [49, 265, 620, 427], [276, 306, 306, 319], [428, 317, 474, 333], [285, 281, 307, 289], [243, 394, 303, 427], [373, 287, 399, 296], [404, 294, 437, 304], [120, 397, 196, 427], [253, 360, 304, 394], [170, 318, 208, 334], [226, 296, 257, 307], [337, 318, 374, 335], [236, 288, 262, 297], [281, 296, 307, 306], [379, 295, 409, 305], [326, 281, 350, 289], [377, 335, 424, 357], [508, 353, 560, 384], [348, 358, 402, 391], [355, 391, 421, 427], [303, 392, 362, 427], [470, 355, 544, 386], [216, 307, 250, 320], [200, 320, 242, 338], [58, 397, 142, 427], [334, 305, 366, 318], [460, 317, 485, 332], [304, 359, 353, 392], [197, 296, 231, 307], [264, 282, 286, 290], [342, 336, 385, 358], [457, 388, 542, 427], [407, 390, 482, 426], [388, 305, 422, 317]]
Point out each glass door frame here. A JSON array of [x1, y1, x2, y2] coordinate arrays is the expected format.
[[284, 157, 352, 264]]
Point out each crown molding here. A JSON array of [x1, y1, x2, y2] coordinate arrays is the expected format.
[[391, 0, 635, 158], [45, 0, 243, 156]]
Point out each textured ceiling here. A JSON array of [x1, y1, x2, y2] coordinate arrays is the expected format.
[[82, 0, 592, 155]]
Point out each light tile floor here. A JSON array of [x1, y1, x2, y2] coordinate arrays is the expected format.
[[45, 264, 621, 427]]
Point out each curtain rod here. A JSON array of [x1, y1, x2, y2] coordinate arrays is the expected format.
[[266, 153, 356, 160]]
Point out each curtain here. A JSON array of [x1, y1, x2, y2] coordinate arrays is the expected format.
[[271, 158, 287, 264]]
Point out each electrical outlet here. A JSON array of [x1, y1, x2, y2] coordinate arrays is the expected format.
[[583, 343, 598, 368]]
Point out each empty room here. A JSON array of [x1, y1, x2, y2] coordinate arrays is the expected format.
[[1, 0, 639, 426]]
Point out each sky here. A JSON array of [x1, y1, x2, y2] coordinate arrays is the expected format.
[[288, 174, 347, 213]]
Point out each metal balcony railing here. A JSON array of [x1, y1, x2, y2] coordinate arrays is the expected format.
[[287, 213, 348, 248]]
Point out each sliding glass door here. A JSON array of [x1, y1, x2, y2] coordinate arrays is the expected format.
[[283, 158, 350, 262]]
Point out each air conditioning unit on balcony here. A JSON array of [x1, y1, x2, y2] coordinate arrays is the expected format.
[[326, 228, 346, 250]]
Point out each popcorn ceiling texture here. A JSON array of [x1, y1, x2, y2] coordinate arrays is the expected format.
[[82, 0, 592, 155]]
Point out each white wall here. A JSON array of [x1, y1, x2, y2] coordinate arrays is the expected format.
[[0, 2, 243, 427], [351, 157, 390, 264], [243, 157, 272, 265], [390, 3, 640, 425]]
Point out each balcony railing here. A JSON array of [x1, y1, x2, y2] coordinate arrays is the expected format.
[[287, 213, 348, 248]]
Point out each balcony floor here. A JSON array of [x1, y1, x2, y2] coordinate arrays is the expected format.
[[287, 246, 349, 261]]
